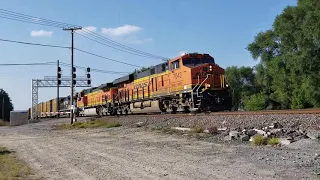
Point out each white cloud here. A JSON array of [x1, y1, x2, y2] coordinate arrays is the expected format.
[[101, 25, 142, 36], [30, 30, 53, 37], [127, 37, 153, 44], [83, 26, 97, 32]]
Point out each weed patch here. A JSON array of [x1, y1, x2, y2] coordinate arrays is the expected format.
[[0, 146, 11, 155], [0, 120, 8, 126], [60, 120, 121, 129], [0, 147, 31, 180], [191, 126, 204, 133], [252, 135, 266, 146], [267, 137, 280, 146]]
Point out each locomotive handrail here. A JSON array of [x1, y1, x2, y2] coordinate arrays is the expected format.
[[191, 75, 200, 107], [196, 74, 211, 97]]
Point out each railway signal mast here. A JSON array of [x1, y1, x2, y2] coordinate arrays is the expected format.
[[57, 60, 61, 118], [63, 26, 82, 124]]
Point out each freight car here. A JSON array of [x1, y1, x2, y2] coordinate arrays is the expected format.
[[35, 97, 71, 118], [77, 53, 232, 116]]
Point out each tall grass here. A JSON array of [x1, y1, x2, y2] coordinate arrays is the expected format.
[[0, 146, 31, 179], [60, 120, 121, 129], [0, 120, 8, 126]]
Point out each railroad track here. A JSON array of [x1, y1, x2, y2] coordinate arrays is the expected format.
[[126, 108, 320, 117]]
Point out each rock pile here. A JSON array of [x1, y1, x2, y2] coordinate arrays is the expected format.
[[221, 121, 319, 145]]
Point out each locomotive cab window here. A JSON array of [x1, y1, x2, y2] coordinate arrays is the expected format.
[[170, 60, 180, 70]]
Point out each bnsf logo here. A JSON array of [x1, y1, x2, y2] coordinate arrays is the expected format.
[[134, 81, 151, 89]]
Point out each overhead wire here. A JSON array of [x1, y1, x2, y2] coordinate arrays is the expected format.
[[74, 48, 141, 68], [75, 31, 165, 59], [0, 62, 56, 66], [0, 38, 141, 67], [59, 62, 130, 75], [0, 9, 169, 60], [0, 38, 70, 49]]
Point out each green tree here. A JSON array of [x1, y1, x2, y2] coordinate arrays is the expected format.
[[135, 66, 151, 73], [243, 93, 267, 111], [247, 0, 320, 109], [0, 89, 14, 121], [225, 66, 257, 110]]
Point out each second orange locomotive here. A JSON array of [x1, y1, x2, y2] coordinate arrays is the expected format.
[[76, 53, 232, 115]]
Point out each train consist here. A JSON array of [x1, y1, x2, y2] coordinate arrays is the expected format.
[[33, 53, 232, 118]]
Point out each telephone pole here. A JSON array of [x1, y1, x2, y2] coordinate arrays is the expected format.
[[57, 60, 60, 119], [2, 97, 4, 120], [63, 26, 82, 124]]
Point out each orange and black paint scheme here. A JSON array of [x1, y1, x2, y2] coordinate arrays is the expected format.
[[75, 53, 232, 116]]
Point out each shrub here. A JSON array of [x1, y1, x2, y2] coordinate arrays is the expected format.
[[252, 134, 265, 146], [267, 137, 280, 146], [0, 120, 8, 126], [191, 126, 204, 133], [243, 93, 267, 111]]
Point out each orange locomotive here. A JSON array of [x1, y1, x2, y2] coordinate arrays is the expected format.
[[76, 53, 232, 115]]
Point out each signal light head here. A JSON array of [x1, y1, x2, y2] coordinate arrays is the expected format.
[[87, 67, 90, 72]]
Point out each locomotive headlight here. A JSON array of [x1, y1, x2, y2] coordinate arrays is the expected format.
[[184, 85, 187, 89], [209, 65, 212, 71], [226, 84, 229, 87], [207, 84, 211, 87]]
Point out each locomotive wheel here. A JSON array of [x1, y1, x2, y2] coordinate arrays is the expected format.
[[183, 106, 190, 113]]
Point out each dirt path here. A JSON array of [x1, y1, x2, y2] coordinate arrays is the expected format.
[[0, 118, 319, 180]]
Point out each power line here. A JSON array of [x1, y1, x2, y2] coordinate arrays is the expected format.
[[0, 38, 70, 49], [0, 38, 141, 67], [59, 62, 129, 75], [0, 9, 169, 60], [0, 62, 56, 66], [74, 48, 141, 68], [0, 61, 128, 75], [77, 28, 168, 59], [75, 32, 166, 59]]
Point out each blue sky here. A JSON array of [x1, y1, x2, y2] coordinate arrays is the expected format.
[[0, 0, 297, 110]]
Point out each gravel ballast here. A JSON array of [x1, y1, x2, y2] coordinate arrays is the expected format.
[[0, 115, 319, 180], [101, 114, 320, 132]]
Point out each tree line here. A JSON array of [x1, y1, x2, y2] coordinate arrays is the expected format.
[[0, 89, 14, 121], [225, 0, 320, 111]]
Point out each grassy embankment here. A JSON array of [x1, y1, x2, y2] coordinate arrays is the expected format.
[[60, 119, 121, 129], [0, 120, 8, 126], [0, 146, 31, 180]]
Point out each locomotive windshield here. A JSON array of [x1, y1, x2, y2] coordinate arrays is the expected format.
[[183, 58, 214, 66]]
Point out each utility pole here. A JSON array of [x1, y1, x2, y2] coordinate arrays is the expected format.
[[57, 60, 60, 119], [63, 26, 82, 124], [2, 97, 4, 120]]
